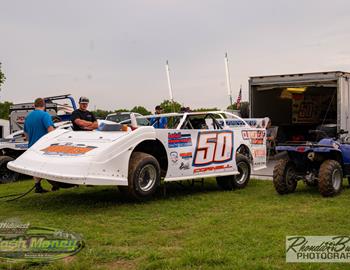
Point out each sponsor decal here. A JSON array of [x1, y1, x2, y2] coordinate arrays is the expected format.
[[286, 236, 350, 262], [241, 130, 265, 145], [194, 164, 232, 174], [193, 131, 233, 167], [252, 149, 266, 158], [15, 144, 28, 149], [179, 162, 190, 170], [170, 151, 179, 164], [41, 143, 97, 156], [168, 132, 192, 148], [0, 219, 84, 262], [180, 152, 192, 159], [253, 161, 266, 166]]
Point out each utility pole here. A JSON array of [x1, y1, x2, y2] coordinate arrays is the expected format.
[[224, 53, 233, 109], [165, 60, 175, 112]]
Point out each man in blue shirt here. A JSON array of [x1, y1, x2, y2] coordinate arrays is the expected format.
[[150, 105, 168, 128], [24, 98, 55, 193]]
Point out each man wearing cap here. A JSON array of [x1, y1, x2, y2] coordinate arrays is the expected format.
[[71, 97, 98, 131], [24, 98, 55, 193], [150, 105, 167, 128]]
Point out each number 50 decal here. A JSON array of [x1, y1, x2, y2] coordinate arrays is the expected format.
[[193, 131, 233, 167]]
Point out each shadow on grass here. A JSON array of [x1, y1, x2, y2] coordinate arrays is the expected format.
[[5, 180, 226, 212]]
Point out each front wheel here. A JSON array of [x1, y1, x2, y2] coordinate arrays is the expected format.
[[318, 160, 343, 197], [121, 152, 160, 200], [273, 158, 297, 194], [216, 154, 251, 190], [0, 156, 19, 184]]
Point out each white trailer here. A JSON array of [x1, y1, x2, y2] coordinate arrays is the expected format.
[[249, 71, 350, 142]]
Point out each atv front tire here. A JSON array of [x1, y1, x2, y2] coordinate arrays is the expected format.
[[216, 154, 251, 190], [273, 158, 297, 194], [318, 160, 343, 197], [120, 152, 160, 200]]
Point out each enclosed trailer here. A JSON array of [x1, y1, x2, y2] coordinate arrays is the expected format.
[[249, 71, 350, 142]]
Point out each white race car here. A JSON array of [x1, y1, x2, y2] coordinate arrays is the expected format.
[[8, 111, 267, 199]]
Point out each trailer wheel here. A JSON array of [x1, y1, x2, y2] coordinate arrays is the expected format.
[[216, 154, 251, 190], [0, 156, 19, 184], [273, 158, 297, 194], [318, 160, 343, 197], [123, 152, 160, 200]]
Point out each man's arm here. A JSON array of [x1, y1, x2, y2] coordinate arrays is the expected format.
[[43, 113, 55, 133], [74, 118, 95, 128], [73, 119, 98, 130]]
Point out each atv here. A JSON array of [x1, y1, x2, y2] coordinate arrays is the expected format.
[[273, 128, 350, 197]]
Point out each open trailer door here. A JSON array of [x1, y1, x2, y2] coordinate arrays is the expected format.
[[249, 71, 350, 143]]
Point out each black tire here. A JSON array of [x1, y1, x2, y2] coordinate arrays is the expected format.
[[0, 156, 19, 184], [121, 152, 160, 200], [273, 158, 297, 194], [318, 160, 343, 197], [216, 154, 251, 190]]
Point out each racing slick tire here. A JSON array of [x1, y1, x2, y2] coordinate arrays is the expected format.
[[273, 158, 297, 195], [121, 152, 160, 200], [216, 154, 251, 190], [318, 160, 343, 197], [0, 156, 19, 184]]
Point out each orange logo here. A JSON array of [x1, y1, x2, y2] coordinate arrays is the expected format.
[[42, 144, 96, 155]]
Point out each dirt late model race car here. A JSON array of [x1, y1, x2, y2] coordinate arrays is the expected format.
[[8, 111, 267, 200]]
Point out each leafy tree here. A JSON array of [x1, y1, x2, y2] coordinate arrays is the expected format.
[[227, 102, 249, 118], [159, 100, 182, 113], [227, 103, 239, 110], [0, 101, 13, 119], [92, 109, 113, 119], [0, 63, 5, 91], [114, 108, 129, 113], [131, 106, 151, 115]]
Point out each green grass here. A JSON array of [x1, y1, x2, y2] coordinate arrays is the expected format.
[[0, 178, 350, 270]]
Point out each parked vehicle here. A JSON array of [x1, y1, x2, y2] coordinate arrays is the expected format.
[[273, 128, 350, 197], [106, 112, 149, 126], [9, 94, 76, 134], [8, 111, 268, 200]]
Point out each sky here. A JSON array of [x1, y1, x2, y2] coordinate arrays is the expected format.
[[1, 0, 350, 111]]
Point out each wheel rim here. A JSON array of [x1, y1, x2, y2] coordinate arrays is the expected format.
[[331, 169, 341, 191], [138, 164, 157, 192], [236, 161, 248, 184], [285, 166, 296, 188]]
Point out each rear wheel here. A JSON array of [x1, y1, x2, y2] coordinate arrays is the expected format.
[[216, 154, 251, 190], [0, 156, 19, 184], [273, 158, 297, 194], [318, 160, 343, 197], [120, 152, 160, 200]]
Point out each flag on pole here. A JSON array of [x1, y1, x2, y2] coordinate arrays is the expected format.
[[236, 86, 242, 109]]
